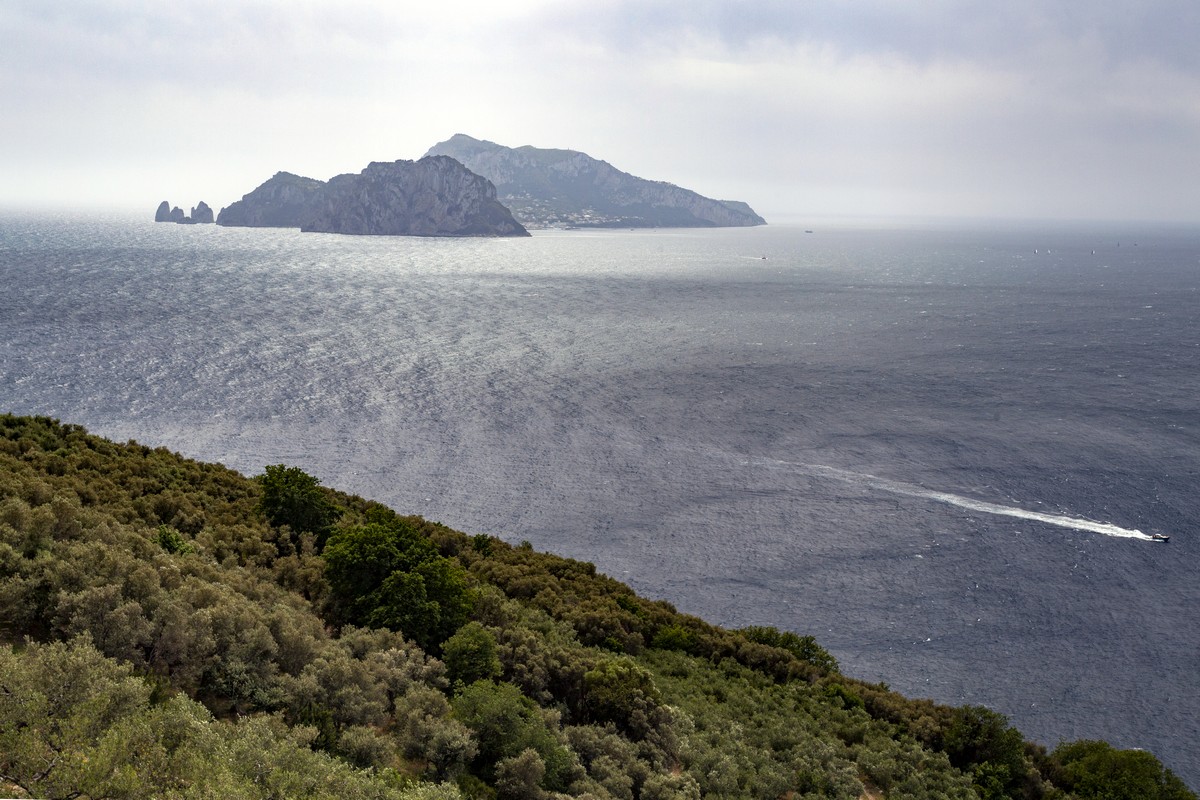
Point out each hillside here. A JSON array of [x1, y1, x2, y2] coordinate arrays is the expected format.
[[0, 414, 1192, 800], [215, 157, 529, 237], [424, 134, 766, 229]]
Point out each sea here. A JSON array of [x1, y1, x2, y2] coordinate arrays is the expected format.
[[2, 212, 1197, 788]]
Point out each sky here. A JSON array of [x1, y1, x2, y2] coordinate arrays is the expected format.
[[2, 0, 1198, 223]]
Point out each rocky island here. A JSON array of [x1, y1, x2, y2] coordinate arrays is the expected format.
[[216, 156, 529, 237], [424, 133, 766, 229], [154, 200, 214, 224]]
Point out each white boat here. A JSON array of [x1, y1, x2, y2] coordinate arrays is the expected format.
[[1151, 533, 1170, 542]]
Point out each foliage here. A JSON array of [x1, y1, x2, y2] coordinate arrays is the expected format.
[[942, 705, 1031, 799], [443, 622, 503, 687], [1050, 740, 1194, 800], [451, 681, 580, 791], [156, 523, 195, 555], [739, 624, 840, 673], [0, 637, 460, 800], [642, 648, 980, 800], [258, 463, 341, 546], [0, 414, 1193, 800], [581, 658, 664, 739], [323, 515, 472, 650], [465, 540, 836, 684]]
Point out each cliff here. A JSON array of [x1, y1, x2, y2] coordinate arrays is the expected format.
[[154, 200, 213, 224], [304, 157, 528, 237], [216, 158, 529, 237], [424, 133, 766, 229], [214, 172, 326, 228], [190, 201, 215, 224]]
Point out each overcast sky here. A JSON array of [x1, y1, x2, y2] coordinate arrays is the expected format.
[[2, 1, 1197, 223]]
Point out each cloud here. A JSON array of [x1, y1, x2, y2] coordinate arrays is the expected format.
[[1, 0, 1198, 221]]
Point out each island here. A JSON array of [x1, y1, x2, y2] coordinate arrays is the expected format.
[[216, 156, 529, 237], [154, 200, 214, 224], [424, 133, 767, 229]]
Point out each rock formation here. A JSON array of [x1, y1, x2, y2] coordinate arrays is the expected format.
[[216, 158, 528, 237], [214, 173, 326, 228], [424, 134, 766, 229], [304, 157, 528, 237], [190, 201, 214, 224], [154, 200, 214, 224]]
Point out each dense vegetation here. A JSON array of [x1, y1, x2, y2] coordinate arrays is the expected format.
[[0, 414, 1192, 800]]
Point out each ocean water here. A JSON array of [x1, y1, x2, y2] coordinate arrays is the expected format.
[[2, 212, 1197, 787]]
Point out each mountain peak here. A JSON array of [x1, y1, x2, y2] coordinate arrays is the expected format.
[[425, 135, 765, 229]]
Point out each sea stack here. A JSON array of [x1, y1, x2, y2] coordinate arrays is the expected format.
[[190, 201, 214, 224], [154, 201, 215, 224]]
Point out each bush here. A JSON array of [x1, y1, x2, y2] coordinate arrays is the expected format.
[[323, 521, 472, 651], [443, 622, 503, 687], [739, 625, 839, 673], [452, 681, 579, 791], [257, 464, 340, 545], [1051, 739, 1193, 800]]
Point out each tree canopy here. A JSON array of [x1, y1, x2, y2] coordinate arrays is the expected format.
[[0, 414, 1193, 800], [323, 513, 472, 651], [257, 463, 340, 545]]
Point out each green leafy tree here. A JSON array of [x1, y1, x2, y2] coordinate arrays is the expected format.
[[0, 637, 152, 798], [943, 705, 1028, 799], [367, 558, 472, 649], [443, 622, 503, 687], [323, 521, 472, 650], [324, 522, 433, 613], [257, 464, 340, 545], [393, 685, 477, 779], [494, 748, 546, 800], [650, 623, 697, 652], [452, 681, 580, 791], [582, 658, 662, 738], [739, 625, 840, 673], [156, 523, 194, 554], [1051, 740, 1194, 800]]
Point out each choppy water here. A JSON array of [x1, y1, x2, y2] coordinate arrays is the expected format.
[[2, 212, 1198, 787]]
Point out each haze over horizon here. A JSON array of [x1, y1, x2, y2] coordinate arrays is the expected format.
[[2, 1, 1198, 224]]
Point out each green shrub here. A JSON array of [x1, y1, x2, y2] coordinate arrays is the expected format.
[[444, 622, 503, 687], [257, 464, 340, 545], [1051, 739, 1193, 800]]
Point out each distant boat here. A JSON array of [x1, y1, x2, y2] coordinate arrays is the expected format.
[[1151, 533, 1170, 542]]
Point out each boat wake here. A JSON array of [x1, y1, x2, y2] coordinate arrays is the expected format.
[[774, 462, 1158, 541]]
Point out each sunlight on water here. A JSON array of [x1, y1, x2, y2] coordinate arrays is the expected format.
[[2, 215, 1197, 786]]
